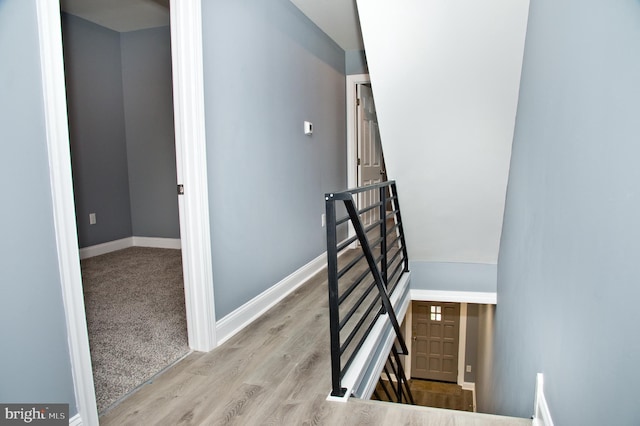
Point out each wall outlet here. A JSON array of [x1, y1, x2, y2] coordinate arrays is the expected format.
[[466, 365, 472, 373], [321, 213, 326, 227], [89, 213, 96, 225]]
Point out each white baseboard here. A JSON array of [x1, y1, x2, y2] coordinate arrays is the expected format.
[[411, 289, 497, 304], [215, 251, 331, 345], [132, 236, 181, 250], [462, 381, 477, 412], [69, 413, 82, 426], [533, 373, 554, 426], [79, 237, 181, 259], [79, 237, 132, 259]]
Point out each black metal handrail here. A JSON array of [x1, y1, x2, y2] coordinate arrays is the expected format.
[[325, 180, 411, 397]]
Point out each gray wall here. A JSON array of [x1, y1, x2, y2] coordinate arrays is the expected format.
[[121, 26, 180, 239], [464, 303, 478, 383], [409, 261, 497, 293], [345, 49, 368, 75], [491, 0, 640, 423], [63, 15, 179, 247], [201, 0, 347, 319], [62, 13, 133, 247], [0, 0, 77, 415]]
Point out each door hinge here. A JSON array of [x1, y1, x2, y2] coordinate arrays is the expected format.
[[357, 158, 361, 166], [356, 98, 361, 106], [177, 184, 184, 195]]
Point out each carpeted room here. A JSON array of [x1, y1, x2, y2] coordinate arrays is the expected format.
[[60, 4, 186, 413], [81, 247, 189, 411]]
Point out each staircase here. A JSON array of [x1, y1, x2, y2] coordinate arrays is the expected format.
[[324, 181, 537, 426], [324, 180, 412, 399]]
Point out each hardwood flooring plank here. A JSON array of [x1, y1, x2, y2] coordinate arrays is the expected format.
[[100, 265, 530, 426], [260, 400, 305, 426], [201, 383, 267, 426]]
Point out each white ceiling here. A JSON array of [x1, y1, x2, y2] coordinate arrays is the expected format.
[[289, 0, 364, 51], [59, 0, 364, 51], [60, 0, 169, 33]]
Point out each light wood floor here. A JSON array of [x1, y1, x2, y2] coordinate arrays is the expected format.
[[100, 263, 530, 425]]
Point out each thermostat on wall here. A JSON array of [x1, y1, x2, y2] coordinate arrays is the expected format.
[[304, 121, 313, 136]]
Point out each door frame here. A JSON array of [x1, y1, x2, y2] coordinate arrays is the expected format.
[[346, 73, 371, 243], [408, 300, 468, 386], [169, 0, 216, 352], [37, 0, 215, 423], [410, 301, 461, 382], [346, 74, 370, 191]]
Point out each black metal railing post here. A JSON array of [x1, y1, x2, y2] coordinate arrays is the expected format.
[[325, 194, 346, 397], [379, 186, 388, 287], [391, 344, 415, 405], [391, 182, 410, 272], [372, 343, 415, 405]]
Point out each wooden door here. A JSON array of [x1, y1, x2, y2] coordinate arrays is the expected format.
[[411, 302, 460, 382], [357, 83, 384, 227]]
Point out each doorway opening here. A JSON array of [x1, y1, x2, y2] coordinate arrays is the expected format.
[[346, 75, 388, 190], [60, 7, 189, 412], [372, 301, 490, 413], [39, 0, 214, 422], [412, 301, 460, 382], [346, 74, 388, 243]]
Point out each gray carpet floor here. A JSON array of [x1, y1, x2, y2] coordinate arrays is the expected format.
[[81, 247, 189, 413]]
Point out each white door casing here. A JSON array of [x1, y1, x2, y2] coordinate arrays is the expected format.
[[346, 74, 368, 244], [36, 1, 99, 423], [346, 74, 370, 192], [39, 0, 215, 423], [357, 84, 384, 187], [170, 0, 217, 352], [357, 83, 384, 228]]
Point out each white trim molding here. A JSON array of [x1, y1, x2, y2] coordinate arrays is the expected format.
[[462, 382, 477, 412], [345, 74, 371, 244], [533, 373, 554, 426], [457, 303, 468, 386], [411, 289, 497, 305], [132, 237, 181, 249], [36, 1, 99, 424], [170, 0, 217, 352], [79, 237, 182, 259], [403, 301, 413, 380], [346, 74, 370, 192], [79, 238, 132, 259], [216, 251, 331, 345], [68, 413, 82, 426]]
